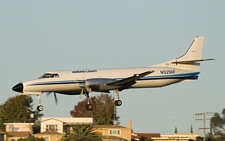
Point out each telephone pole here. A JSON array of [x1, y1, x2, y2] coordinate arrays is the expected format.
[[195, 112, 214, 141]]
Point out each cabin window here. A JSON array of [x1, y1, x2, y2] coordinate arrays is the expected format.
[[51, 74, 59, 78], [39, 73, 59, 79]]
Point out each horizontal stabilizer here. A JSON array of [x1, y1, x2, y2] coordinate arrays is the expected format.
[[171, 59, 214, 64]]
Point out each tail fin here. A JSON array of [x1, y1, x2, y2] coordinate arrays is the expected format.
[[153, 36, 213, 71], [176, 36, 204, 61]]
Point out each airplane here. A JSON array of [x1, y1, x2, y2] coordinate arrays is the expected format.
[[12, 36, 213, 111]]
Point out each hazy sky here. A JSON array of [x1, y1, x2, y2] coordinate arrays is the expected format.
[[1, 1, 224, 135]]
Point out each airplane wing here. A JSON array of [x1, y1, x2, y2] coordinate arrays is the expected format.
[[106, 70, 154, 89]]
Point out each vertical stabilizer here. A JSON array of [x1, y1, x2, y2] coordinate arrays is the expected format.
[[153, 36, 205, 71], [176, 36, 204, 61]]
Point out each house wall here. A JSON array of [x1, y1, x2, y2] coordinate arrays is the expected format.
[[152, 139, 191, 141], [94, 128, 131, 141], [120, 128, 131, 141], [4, 123, 33, 132], [34, 134, 63, 141], [41, 117, 94, 134], [41, 117, 93, 125], [152, 133, 201, 141], [161, 133, 201, 140], [41, 119, 63, 133]]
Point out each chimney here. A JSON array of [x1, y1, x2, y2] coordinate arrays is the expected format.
[[127, 120, 132, 129]]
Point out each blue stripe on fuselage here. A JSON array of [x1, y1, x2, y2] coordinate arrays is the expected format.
[[28, 80, 82, 86], [139, 72, 200, 80]]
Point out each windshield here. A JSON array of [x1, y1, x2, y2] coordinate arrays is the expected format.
[[39, 73, 59, 79]]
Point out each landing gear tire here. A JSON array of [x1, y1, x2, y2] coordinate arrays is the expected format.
[[37, 105, 44, 111], [115, 100, 122, 106], [86, 104, 93, 111]]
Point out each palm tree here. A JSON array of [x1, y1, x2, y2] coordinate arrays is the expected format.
[[62, 124, 101, 141]]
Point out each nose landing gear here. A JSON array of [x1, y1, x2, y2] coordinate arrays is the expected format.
[[37, 95, 44, 111], [37, 105, 44, 111]]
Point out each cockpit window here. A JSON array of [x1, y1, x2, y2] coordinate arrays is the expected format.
[[39, 73, 59, 79]]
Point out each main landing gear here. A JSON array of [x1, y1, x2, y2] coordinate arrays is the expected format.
[[35, 89, 123, 111], [37, 95, 44, 111], [84, 92, 93, 111], [83, 89, 122, 111], [114, 89, 122, 106]]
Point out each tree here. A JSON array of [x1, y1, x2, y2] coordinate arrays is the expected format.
[[93, 94, 119, 125], [139, 136, 152, 141], [210, 108, 225, 138], [70, 93, 119, 125], [191, 125, 193, 133], [61, 124, 101, 141], [17, 136, 45, 141], [0, 95, 43, 130], [174, 127, 178, 133], [70, 97, 96, 117]]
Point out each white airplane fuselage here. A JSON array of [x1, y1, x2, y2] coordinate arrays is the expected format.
[[20, 67, 198, 95], [12, 36, 212, 111]]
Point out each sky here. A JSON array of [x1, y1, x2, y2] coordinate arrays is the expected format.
[[0, 0, 225, 135]]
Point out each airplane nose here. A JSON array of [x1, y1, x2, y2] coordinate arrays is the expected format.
[[12, 83, 23, 93]]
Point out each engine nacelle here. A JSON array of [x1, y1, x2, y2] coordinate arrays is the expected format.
[[85, 78, 117, 91]]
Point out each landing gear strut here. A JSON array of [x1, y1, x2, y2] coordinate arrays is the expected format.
[[37, 95, 44, 111], [84, 92, 93, 111], [114, 89, 122, 106]]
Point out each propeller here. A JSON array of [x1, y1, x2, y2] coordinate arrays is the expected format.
[[46, 92, 58, 105], [79, 71, 86, 102], [79, 88, 84, 101]]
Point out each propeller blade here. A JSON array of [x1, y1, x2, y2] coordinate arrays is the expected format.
[[54, 92, 58, 105], [45, 92, 58, 106], [79, 89, 84, 101], [46, 92, 52, 97]]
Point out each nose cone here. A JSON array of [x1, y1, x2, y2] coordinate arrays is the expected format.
[[12, 83, 23, 92]]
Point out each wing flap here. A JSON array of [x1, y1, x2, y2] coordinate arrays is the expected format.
[[107, 70, 154, 86]]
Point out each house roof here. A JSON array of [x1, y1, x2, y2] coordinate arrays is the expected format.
[[41, 117, 93, 125], [132, 133, 161, 139], [41, 118, 63, 123], [7, 131, 30, 137], [94, 124, 126, 129], [0, 131, 6, 134], [4, 123, 34, 125], [99, 134, 126, 140], [35, 131, 63, 135]]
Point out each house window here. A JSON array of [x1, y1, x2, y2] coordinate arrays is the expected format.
[[12, 127, 20, 131], [44, 136, 50, 141], [46, 124, 58, 131], [109, 129, 121, 136], [49, 125, 55, 131]]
